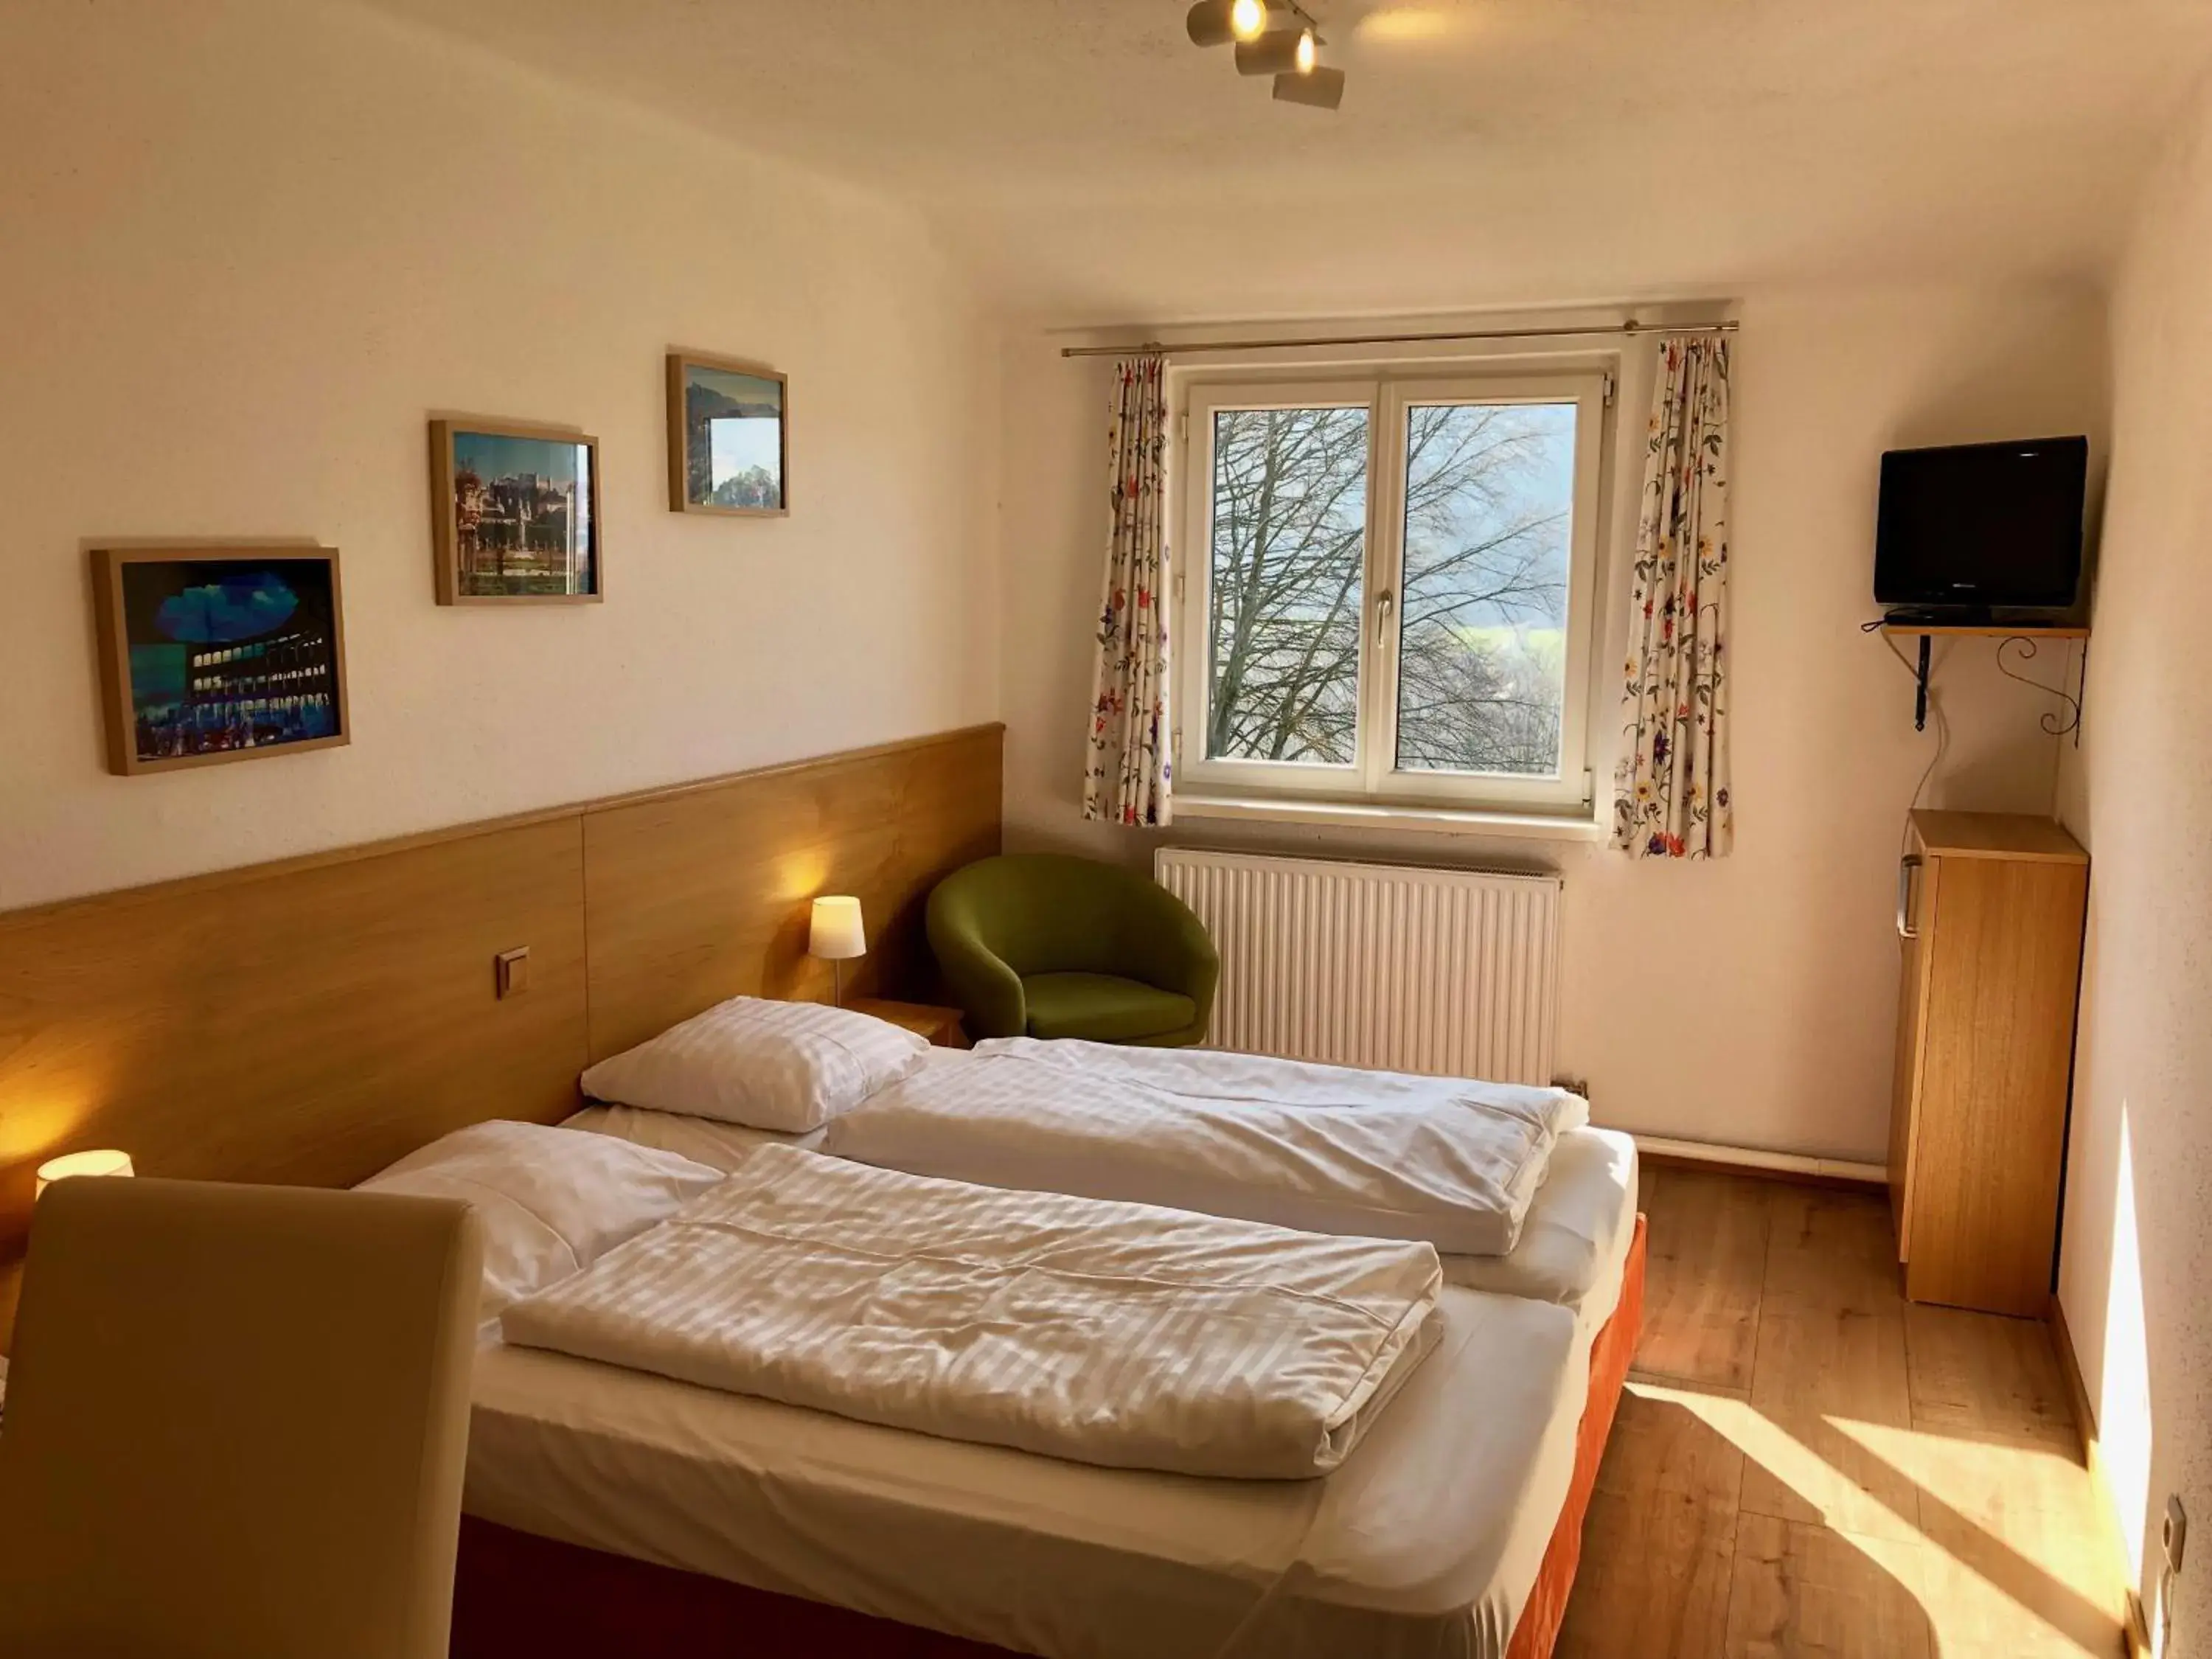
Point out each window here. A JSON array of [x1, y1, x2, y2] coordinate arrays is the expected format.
[[1176, 370, 1607, 818]]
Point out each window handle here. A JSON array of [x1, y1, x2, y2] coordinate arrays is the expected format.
[[1374, 588, 1396, 644]]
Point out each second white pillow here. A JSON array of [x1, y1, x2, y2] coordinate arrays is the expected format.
[[580, 995, 930, 1133], [358, 1119, 725, 1315]]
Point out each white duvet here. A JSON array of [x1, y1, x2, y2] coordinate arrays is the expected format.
[[500, 1144, 1443, 1481], [821, 1039, 1589, 1256]]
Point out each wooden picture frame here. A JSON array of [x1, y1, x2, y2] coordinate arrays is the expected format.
[[429, 417, 604, 605], [90, 546, 351, 776], [666, 350, 789, 517]]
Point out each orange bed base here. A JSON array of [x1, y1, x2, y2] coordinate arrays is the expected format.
[[1503, 1211, 1646, 1659], [451, 1214, 1648, 1659]]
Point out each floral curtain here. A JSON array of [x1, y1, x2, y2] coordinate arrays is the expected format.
[[1613, 335, 1732, 859], [1082, 354, 1172, 827]]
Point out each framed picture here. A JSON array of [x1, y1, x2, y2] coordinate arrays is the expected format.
[[90, 546, 349, 776], [430, 417, 602, 604], [667, 350, 787, 516]]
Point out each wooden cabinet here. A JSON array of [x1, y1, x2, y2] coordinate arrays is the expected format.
[[1888, 811, 2088, 1317]]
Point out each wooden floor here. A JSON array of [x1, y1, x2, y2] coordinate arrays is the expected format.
[[1557, 1166, 2130, 1658]]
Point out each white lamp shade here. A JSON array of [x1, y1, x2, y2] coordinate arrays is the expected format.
[[36, 1148, 135, 1200], [808, 896, 867, 961]]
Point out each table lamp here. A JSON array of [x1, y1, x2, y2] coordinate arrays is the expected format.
[[809, 895, 866, 1006], [35, 1147, 135, 1200]]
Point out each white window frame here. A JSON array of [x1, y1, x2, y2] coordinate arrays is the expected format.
[[1175, 366, 1610, 820]]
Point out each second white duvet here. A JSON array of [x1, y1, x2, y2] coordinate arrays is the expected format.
[[500, 1144, 1441, 1480], [822, 1040, 1590, 1256]]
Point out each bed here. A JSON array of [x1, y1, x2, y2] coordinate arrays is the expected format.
[[0, 719, 1638, 1656], [446, 1096, 1644, 1659]]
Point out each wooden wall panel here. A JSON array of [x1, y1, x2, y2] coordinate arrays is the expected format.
[[0, 818, 591, 1235], [583, 725, 1003, 1061], [0, 723, 1003, 1352]]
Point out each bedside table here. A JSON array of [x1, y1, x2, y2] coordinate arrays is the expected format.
[[847, 998, 968, 1048]]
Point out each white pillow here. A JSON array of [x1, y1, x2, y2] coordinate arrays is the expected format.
[[579, 995, 930, 1133], [358, 1119, 723, 1315]]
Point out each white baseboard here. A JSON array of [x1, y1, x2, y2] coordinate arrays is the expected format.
[[1633, 1133, 1888, 1186]]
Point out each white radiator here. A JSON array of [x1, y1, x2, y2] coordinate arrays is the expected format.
[[1155, 849, 1563, 1086]]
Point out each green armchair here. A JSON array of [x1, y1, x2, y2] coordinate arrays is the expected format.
[[925, 854, 1219, 1046]]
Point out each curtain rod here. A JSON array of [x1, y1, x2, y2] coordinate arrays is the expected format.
[[1057, 319, 1738, 359]]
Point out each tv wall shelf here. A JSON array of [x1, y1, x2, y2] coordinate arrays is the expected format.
[[1879, 624, 2090, 737], [1879, 625, 2090, 640]]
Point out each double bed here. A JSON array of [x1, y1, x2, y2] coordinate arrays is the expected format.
[[440, 1054, 1644, 1659], [0, 725, 1639, 1658]]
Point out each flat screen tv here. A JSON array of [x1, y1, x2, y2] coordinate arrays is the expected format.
[[1874, 436, 2087, 616]]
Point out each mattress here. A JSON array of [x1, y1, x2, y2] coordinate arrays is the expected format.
[[467, 1281, 1585, 1659]]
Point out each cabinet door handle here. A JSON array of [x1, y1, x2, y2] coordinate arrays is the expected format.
[[1897, 855, 1924, 939]]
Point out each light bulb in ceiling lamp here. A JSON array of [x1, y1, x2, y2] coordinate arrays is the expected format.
[[1273, 63, 1346, 109], [1234, 26, 1310, 75], [1188, 0, 1270, 46], [1295, 29, 1317, 73]]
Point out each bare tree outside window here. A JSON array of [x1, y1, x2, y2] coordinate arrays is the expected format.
[[1397, 402, 1576, 776], [1206, 406, 1370, 765], [1203, 398, 1577, 779]]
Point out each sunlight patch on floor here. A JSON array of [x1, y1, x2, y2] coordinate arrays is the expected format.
[[1622, 1380, 2125, 1657]]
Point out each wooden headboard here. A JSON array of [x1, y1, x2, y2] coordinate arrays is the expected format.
[[0, 723, 1002, 1349]]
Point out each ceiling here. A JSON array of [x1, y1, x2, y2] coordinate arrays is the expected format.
[[356, 0, 2212, 322]]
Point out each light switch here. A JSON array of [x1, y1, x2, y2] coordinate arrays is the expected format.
[[495, 947, 530, 999]]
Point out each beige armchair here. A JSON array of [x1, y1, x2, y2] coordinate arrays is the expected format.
[[0, 1175, 482, 1659]]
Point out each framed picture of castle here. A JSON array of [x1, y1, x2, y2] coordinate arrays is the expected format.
[[90, 546, 350, 776], [667, 350, 787, 517], [430, 417, 602, 604]]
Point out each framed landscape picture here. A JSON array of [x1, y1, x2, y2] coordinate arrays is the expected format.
[[430, 417, 602, 604], [667, 350, 787, 516], [90, 546, 349, 776]]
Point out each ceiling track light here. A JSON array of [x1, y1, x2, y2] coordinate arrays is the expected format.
[[1189, 1, 1343, 111]]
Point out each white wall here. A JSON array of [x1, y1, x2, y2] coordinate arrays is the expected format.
[[2053, 70, 2212, 1646], [1002, 285, 2106, 1163], [0, 0, 1000, 910]]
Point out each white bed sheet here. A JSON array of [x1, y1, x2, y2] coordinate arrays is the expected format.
[[467, 1282, 1585, 1659]]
